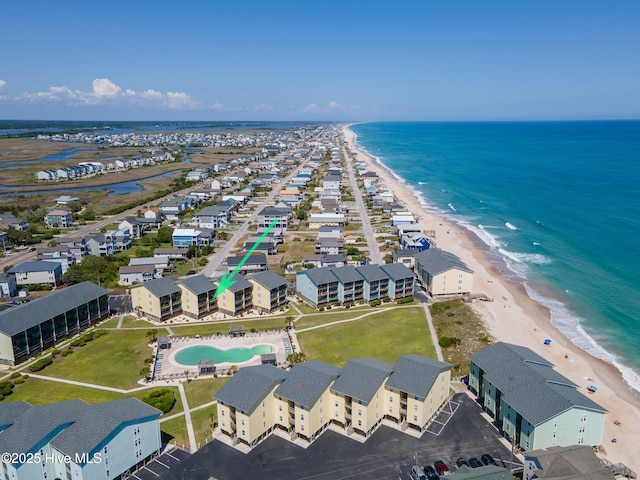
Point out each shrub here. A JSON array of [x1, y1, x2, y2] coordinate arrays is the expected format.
[[51, 348, 61, 356], [29, 357, 53, 372], [396, 296, 414, 304], [438, 336, 462, 348], [13, 377, 25, 385], [61, 349, 73, 357], [369, 300, 381, 307], [0, 381, 14, 397], [318, 306, 324, 311], [142, 389, 176, 414], [10, 372, 21, 379]]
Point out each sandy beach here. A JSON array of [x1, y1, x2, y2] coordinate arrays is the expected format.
[[343, 125, 640, 471]]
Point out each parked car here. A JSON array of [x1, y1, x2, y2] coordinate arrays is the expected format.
[[456, 458, 470, 468], [434, 460, 450, 476], [186, 270, 196, 275], [410, 465, 427, 480], [424, 464, 440, 480], [468, 457, 484, 468], [481, 454, 497, 466]]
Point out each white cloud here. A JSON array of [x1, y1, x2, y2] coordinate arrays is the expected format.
[[0, 80, 6, 90], [328, 101, 343, 110], [303, 103, 320, 112], [92, 78, 121, 97], [14, 78, 207, 111]]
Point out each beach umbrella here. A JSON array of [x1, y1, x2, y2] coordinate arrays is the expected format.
[[544, 339, 552, 345], [589, 385, 598, 392]]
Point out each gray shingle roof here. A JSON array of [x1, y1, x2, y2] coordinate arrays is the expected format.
[[8, 260, 61, 274], [380, 263, 414, 281], [275, 361, 341, 409], [470, 342, 606, 425], [0, 398, 160, 458], [414, 248, 473, 274], [226, 274, 253, 293], [329, 266, 363, 284], [135, 277, 181, 298], [196, 206, 226, 217], [356, 264, 389, 282], [215, 365, 287, 413], [51, 398, 161, 457], [177, 274, 216, 295], [246, 270, 287, 290], [331, 358, 393, 404], [0, 282, 108, 336], [227, 252, 267, 267], [386, 355, 452, 399], [259, 207, 291, 216], [296, 267, 339, 287]]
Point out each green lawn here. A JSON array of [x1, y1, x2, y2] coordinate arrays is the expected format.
[[160, 416, 190, 450], [42, 329, 166, 389], [121, 316, 157, 328], [295, 306, 387, 329], [170, 317, 288, 336], [297, 306, 436, 366], [191, 405, 218, 448], [100, 317, 121, 328], [183, 377, 228, 407], [291, 302, 318, 315]]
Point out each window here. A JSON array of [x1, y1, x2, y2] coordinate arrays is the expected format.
[[241, 430, 245, 436], [358, 420, 362, 427], [300, 414, 304, 421], [301, 425, 304, 431], [358, 409, 362, 416], [413, 415, 418, 422]]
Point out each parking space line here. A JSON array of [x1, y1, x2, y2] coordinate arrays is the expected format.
[[156, 460, 170, 469], [143, 466, 160, 477], [167, 451, 181, 461]]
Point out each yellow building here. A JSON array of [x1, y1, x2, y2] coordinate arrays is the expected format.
[[384, 355, 452, 432], [216, 274, 253, 316], [214, 355, 452, 450], [216, 365, 287, 448], [130, 277, 182, 321], [247, 270, 288, 314], [176, 274, 217, 319], [414, 248, 474, 297]]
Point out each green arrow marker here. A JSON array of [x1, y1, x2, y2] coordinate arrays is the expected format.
[[214, 217, 280, 299]]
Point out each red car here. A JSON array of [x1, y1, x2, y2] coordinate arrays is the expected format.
[[434, 460, 450, 476]]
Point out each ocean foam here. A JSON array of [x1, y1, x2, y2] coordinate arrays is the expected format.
[[505, 222, 517, 230], [524, 284, 640, 393]]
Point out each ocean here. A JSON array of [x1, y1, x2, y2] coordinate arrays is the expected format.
[[351, 121, 640, 392]]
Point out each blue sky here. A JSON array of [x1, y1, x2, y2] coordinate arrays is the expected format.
[[1, 0, 639, 121]]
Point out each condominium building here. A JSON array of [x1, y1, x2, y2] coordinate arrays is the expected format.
[[131, 277, 183, 322]]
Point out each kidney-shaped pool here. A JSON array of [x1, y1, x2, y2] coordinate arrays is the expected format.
[[173, 344, 273, 366]]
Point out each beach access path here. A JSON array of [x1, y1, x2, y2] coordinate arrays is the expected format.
[[201, 151, 314, 277], [341, 142, 382, 264]]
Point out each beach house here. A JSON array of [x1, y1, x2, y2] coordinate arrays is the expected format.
[[44, 208, 73, 229], [257, 207, 291, 232], [468, 342, 607, 451], [216, 274, 253, 316], [8, 260, 63, 287], [413, 248, 474, 297]]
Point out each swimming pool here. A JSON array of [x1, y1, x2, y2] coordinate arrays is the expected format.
[[174, 344, 273, 366]]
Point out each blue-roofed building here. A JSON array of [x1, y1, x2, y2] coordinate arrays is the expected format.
[[469, 342, 607, 451], [0, 281, 109, 365], [8, 260, 63, 287], [0, 398, 161, 480]]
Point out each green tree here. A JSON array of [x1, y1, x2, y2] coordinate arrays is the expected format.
[[156, 226, 174, 244]]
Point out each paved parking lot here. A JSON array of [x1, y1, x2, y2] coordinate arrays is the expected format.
[[109, 294, 132, 315], [131, 448, 190, 480], [157, 392, 513, 480]]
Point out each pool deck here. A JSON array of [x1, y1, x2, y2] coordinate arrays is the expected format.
[[153, 329, 297, 380]]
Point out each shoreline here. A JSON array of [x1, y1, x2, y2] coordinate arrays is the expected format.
[[342, 124, 640, 471]]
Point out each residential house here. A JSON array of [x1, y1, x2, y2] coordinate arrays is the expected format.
[[308, 214, 345, 229], [391, 212, 416, 226], [159, 197, 190, 219], [131, 277, 183, 322], [0, 281, 109, 365], [392, 249, 417, 269], [177, 274, 218, 319], [257, 207, 291, 232], [317, 225, 344, 239], [315, 237, 344, 255], [243, 235, 278, 256], [227, 252, 267, 275], [8, 261, 62, 287], [318, 189, 341, 201], [278, 189, 301, 207], [320, 254, 348, 268], [129, 256, 171, 272], [172, 228, 214, 248], [0, 273, 17, 297], [119, 265, 158, 286], [401, 232, 431, 251], [0, 216, 29, 232], [469, 342, 607, 451], [119, 217, 150, 239], [153, 247, 190, 262], [37, 244, 74, 270], [211, 179, 223, 193], [247, 270, 288, 313], [105, 229, 132, 252], [322, 175, 342, 190], [191, 206, 229, 229], [0, 398, 161, 480], [414, 248, 474, 296], [64, 238, 88, 261], [216, 274, 253, 316], [523, 445, 615, 480], [86, 233, 114, 256], [44, 208, 73, 228]]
